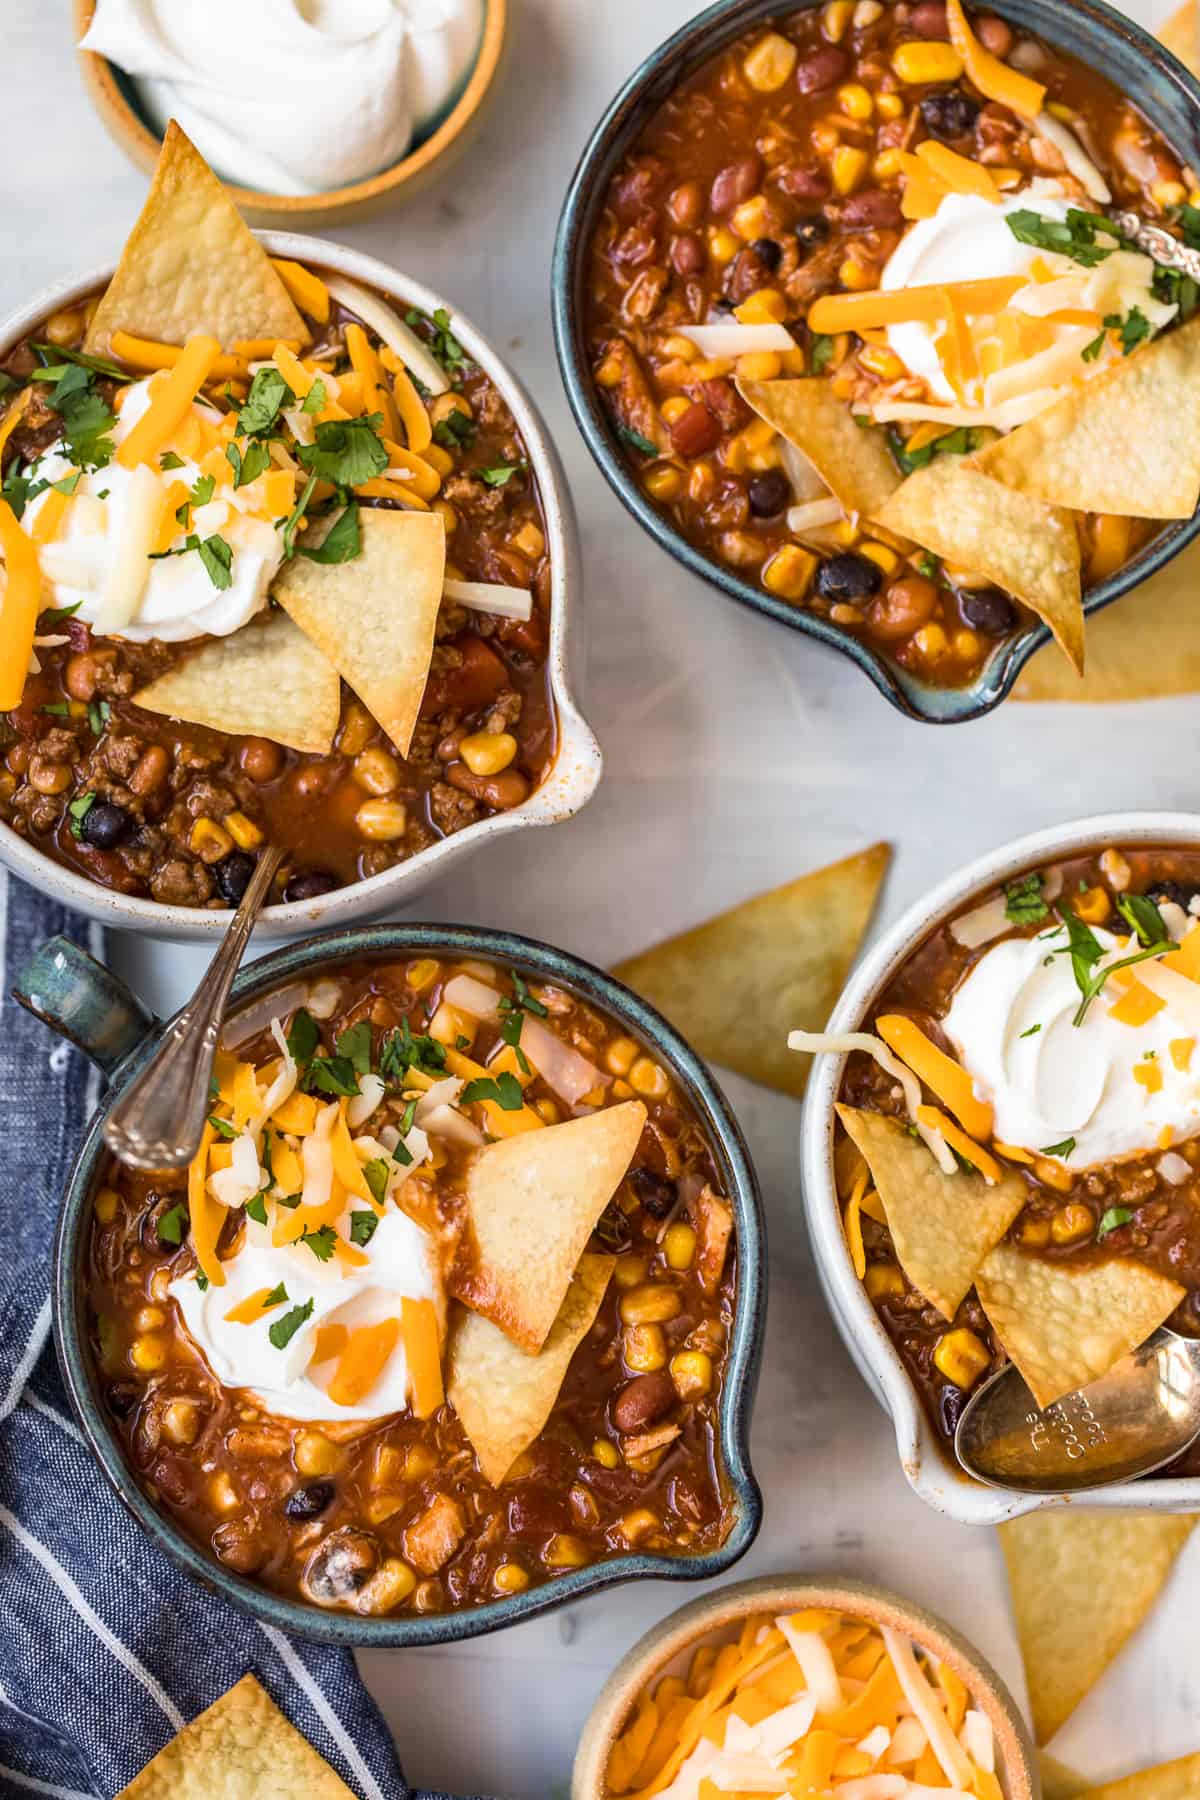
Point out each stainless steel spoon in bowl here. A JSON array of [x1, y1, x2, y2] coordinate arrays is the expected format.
[[955, 1326, 1200, 1492], [102, 846, 285, 1172]]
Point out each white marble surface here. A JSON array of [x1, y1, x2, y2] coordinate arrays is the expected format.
[[6, 1, 1200, 1793]]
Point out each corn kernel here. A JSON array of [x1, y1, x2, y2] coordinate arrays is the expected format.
[[189, 816, 234, 863], [629, 1056, 670, 1098], [295, 1430, 343, 1476], [662, 334, 698, 363], [433, 499, 458, 533], [644, 463, 684, 503], [618, 1509, 660, 1546], [859, 541, 900, 576], [735, 288, 789, 326], [854, 0, 883, 22], [829, 602, 865, 626], [1051, 1202, 1093, 1246], [592, 1438, 620, 1469], [671, 1350, 714, 1399], [431, 392, 472, 427], [763, 545, 817, 601], [743, 30, 798, 92], [534, 1097, 560, 1124], [688, 459, 716, 503], [596, 356, 623, 388], [872, 149, 904, 182], [836, 258, 873, 294], [405, 1444, 437, 1480], [858, 345, 904, 384], [135, 1306, 165, 1332], [612, 1079, 633, 1100], [690, 356, 734, 380], [708, 227, 739, 264], [224, 810, 264, 851], [356, 798, 408, 841], [953, 630, 982, 659], [337, 701, 374, 756], [721, 435, 750, 476], [94, 1187, 119, 1226], [823, 0, 854, 42], [150, 1268, 170, 1303], [209, 1472, 240, 1513], [493, 1562, 531, 1595], [460, 730, 518, 777], [613, 1256, 647, 1290], [406, 957, 439, 993], [624, 1322, 668, 1372], [605, 1035, 639, 1077], [663, 1222, 697, 1270], [163, 1399, 200, 1445], [913, 623, 948, 659], [812, 122, 842, 158], [732, 195, 771, 241], [544, 1533, 590, 1568], [932, 1328, 991, 1390], [1018, 1216, 1051, 1248], [356, 1559, 417, 1615], [892, 41, 964, 84], [620, 1284, 682, 1326], [429, 1002, 475, 1047], [833, 146, 870, 195], [1153, 179, 1187, 210], [865, 1262, 905, 1300], [1033, 1156, 1075, 1193], [1075, 885, 1111, 924], [661, 395, 692, 426], [1100, 848, 1131, 891], [829, 518, 860, 547], [877, 91, 904, 119], [353, 746, 401, 795], [838, 82, 874, 121]]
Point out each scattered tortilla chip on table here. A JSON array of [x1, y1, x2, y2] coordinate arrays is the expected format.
[[874, 457, 1084, 671], [974, 316, 1200, 521], [116, 1672, 355, 1797], [1160, 0, 1199, 75], [737, 378, 902, 517], [836, 1104, 1026, 1319], [447, 1254, 616, 1486], [1076, 1749, 1200, 1800], [1016, 538, 1200, 703], [998, 1510, 1196, 1744], [85, 123, 307, 357], [273, 509, 445, 757], [975, 1240, 1184, 1409], [613, 845, 890, 1101], [451, 1101, 645, 1354], [132, 609, 341, 754]]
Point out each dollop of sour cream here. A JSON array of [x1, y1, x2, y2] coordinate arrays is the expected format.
[[170, 1208, 442, 1422], [80, 0, 485, 196], [24, 378, 284, 643], [945, 926, 1200, 1168]]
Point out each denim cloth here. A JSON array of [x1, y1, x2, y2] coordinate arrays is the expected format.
[[0, 877, 475, 1800]]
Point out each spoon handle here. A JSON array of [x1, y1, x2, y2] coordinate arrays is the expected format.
[[102, 847, 285, 1172], [1109, 208, 1200, 281]]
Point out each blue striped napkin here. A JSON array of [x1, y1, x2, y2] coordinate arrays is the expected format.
[[0, 876, 472, 1800]]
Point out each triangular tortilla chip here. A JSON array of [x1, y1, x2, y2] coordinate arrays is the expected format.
[[613, 846, 889, 1101], [1160, 0, 1199, 75], [976, 1240, 1184, 1409], [874, 458, 1084, 670], [85, 124, 307, 357], [1081, 1750, 1200, 1800], [1016, 537, 1200, 702], [973, 316, 1200, 521], [837, 1104, 1027, 1320], [451, 1101, 645, 1354], [447, 1254, 615, 1486], [999, 1510, 1196, 1744], [117, 1673, 355, 1797], [272, 509, 445, 756], [738, 378, 902, 517], [133, 609, 341, 753], [1040, 1754, 1091, 1800]]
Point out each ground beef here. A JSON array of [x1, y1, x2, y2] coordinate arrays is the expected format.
[[442, 475, 506, 518], [182, 779, 237, 821], [149, 857, 213, 907], [36, 726, 81, 761], [430, 783, 479, 835]]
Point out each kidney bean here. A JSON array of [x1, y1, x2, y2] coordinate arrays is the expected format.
[[702, 379, 749, 433], [976, 14, 1013, 55], [669, 401, 722, 459], [447, 765, 529, 810], [837, 188, 904, 230], [612, 223, 657, 268], [612, 155, 668, 220], [668, 181, 704, 228], [710, 154, 763, 216], [64, 652, 100, 702], [611, 1371, 677, 1435], [867, 574, 938, 641], [129, 744, 169, 797], [794, 44, 850, 93], [909, 1, 951, 37], [421, 635, 508, 717], [778, 161, 831, 201], [671, 233, 705, 276]]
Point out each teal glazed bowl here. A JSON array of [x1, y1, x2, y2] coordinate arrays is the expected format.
[[551, 0, 1200, 724], [14, 925, 765, 1648]]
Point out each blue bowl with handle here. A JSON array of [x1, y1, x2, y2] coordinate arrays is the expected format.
[[551, 0, 1200, 723], [13, 923, 764, 1647]]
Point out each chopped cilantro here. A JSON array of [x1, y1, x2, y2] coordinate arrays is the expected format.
[[460, 1071, 525, 1112], [156, 1202, 188, 1246], [225, 439, 271, 489], [197, 533, 233, 590], [300, 1224, 337, 1262], [297, 415, 389, 487], [1081, 326, 1109, 363], [1040, 1137, 1076, 1158], [391, 1135, 414, 1167], [196, 1271, 210, 1292], [301, 378, 327, 416], [30, 342, 127, 381], [362, 1160, 390, 1206], [891, 424, 980, 476], [269, 1297, 314, 1349], [410, 306, 467, 380], [1097, 1205, 1134, 1238], [286, 1008, 319, 1064], [350, 1208, 380, 1247], [35, 361, 116, 470], [1004, 872, 1048, 926], [39, 602, 82, 628], [810, 333, 836, 374], [1057, 900, 1171, 1025], [1019, 1023, 1042, 1038], [1154, 265, 1199, 322], [500, 1011, 531, 1075], [159, 451, 185, 471], [479, 461, 526, 488], [67, 792, 96, 839], [1173, 201, 1200, 250], [1117, 892, 1168, 947], [191, 473, 216, 509], [615, 422, 658, 458], [245, 1191, 268, 1225], [276, 1191, 302, 1209], [915, 551, 940, 580], [238, 367, 295, 439], [432, 409, 477, 451], [301, 498, 361, 564], [304, 1055, 360, 1098], [207, 1114, 238, 1140], [41, 702, 70, 717], [510, 970, 548, 1017], [1106, 307, 1152, 355], [87, 699, 111, 736], [1006, 208, 1126, 268], [280, 471, 317, 559], [263, 1282, 288, 1307], [335, 1019, 373, 1075], [378, 1018, 447, 1085]]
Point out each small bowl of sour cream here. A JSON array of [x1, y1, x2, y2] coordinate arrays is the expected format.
[[74, 0, 507, 227]]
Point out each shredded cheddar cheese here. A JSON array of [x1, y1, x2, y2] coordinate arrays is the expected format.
[[808, 276, 1022, 336], [116, 335, 222, 470], [0, 499, 42, 711], [946, 0, 1046, 117], [875, 1015, 994, 1142]]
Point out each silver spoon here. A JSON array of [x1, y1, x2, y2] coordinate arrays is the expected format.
[[954, 1326, 1200, 1492], [1108, 209, 1200, 282], [102, 846, 284, 1172]]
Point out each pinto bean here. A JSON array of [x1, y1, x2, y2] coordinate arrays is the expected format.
[[778, 162, 831, 201], [909, 1, 951, 38], [446, 765, 529, 810], [837, 188, 904, 230], [794, 44, 850, 92], [611, 1370, 677, 1435], [976, 14, 1013, 55], [669, 402, 722, 459], [710, 154, 763, 216], [671, 233, 706, 276], [129, 744, 169, 797]]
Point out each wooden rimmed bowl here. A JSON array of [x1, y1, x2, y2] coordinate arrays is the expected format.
[[73, 0, 508, 227]]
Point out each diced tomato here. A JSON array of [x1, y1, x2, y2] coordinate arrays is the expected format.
[[420, 634, 509, 718]]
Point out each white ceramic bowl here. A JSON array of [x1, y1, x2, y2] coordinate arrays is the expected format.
[[800, 811, 1200, 1526], [0, 233, 599, 941]]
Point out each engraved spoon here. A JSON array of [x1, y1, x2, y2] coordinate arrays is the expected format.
[[954, 1326, 1200, 1492], [1108, 209, 1200, 281], [102, 845, 284, 1172]]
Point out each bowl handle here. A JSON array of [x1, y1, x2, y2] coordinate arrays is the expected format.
[[11, 933, 155, 1078]]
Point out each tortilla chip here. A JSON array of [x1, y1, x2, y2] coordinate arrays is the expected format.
[[974, 316, 1200, 521], [999, 1511, 1196, 1744], [1016, 537, 1200, 702], [117, 1673, 355, 1797], [874, 458, 1084, 671], [451, 1101, 645, 1354], [1160, 0, 1199, 75], [1082, 1750, 1200, 1800], [85, 124, 307, 357], [836, 1104, 1026, 1318], [1040, 1754, 1092, 1800], [976, 1241, 1185, 1409], [447, 1254, 615, 1486], [133, 609, 341, 754], [613, 846, 890, 1101], [272, 510, 445, 756], [738, 378, 902, 517]]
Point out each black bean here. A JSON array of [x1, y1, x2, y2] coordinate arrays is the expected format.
[[958, 585, 1017, 635], [795, 215, 832, 251], [919, 90, 981, 140], [214, 851, 256, 905], [106, 1382, 139, 1419], [711, 296, 737, 316], [628, 1166, 678, 1218], [283, 867, 338, 904], [748, 470, 791, 518], [1150, 881, 1200, 915], [816, 553, 884, 603], [284, 1479, 336, 1521], [939, 1384, 968, 1438], [748, 236, 783, 273], [303, 1527, 378, 1603], [81, 801, 131, 849]]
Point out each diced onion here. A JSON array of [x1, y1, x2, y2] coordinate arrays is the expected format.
[[949, 894, 1010, 949], [250, 1018, 298, 1135], [347, 1072, 385, 1130], [324, 275, 451, 397], [442, 973, 604, 1104], [787, 496, 844, 534], [443, 577, 533, 622], [1033, 111, 1111, 202], [305, 978, 343, 1021], [679, 322, 797, 356], [209, 1131, 264, 1210], [888, 1717, 928, 1764], [1158, 1151, 1191, 1185]]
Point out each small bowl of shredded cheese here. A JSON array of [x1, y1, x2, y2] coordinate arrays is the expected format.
[[573, 1575, 1037, 1800]]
